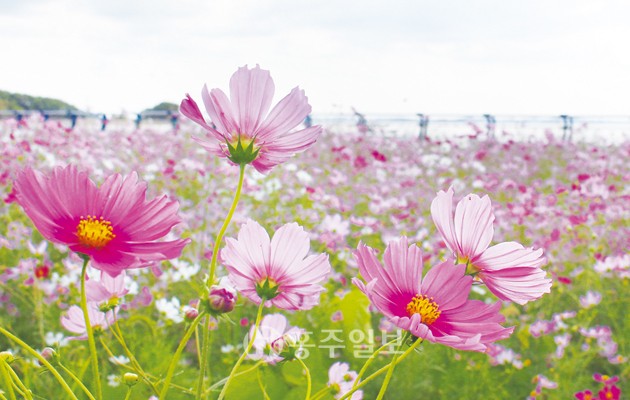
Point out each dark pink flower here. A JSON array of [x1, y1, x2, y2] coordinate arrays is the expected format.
[[598, 385, 621, 400], [180, 65, 322, 174], [430, 187, 551, 304], [222, 219, 330, 310], [13, 165, 190, 277], [575, 389, 594, 400], [352, 237, 513, 351]]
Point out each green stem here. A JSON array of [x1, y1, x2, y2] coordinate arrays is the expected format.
[[59, 363, 96, 400], [124, 387, 133, 400], [353, 338, 398, 388], [0, 361, 17, 400], [338, 337, 423, 400], [207, 163, 246, 286], [0, 327, 78, 400], [4, 362, 32, 400], [158, 312, 205, 400], [218, 301, 265, 400], [375, 334, 407, 400], [257, 366, 271, 400], [204, 361, 263, 395], [310, 387, 331, 400], [297, 357, 311, 400], [100, 339, 194, 395], [33, 280, 45, 345], [196, 315, 210, 399], [79, 257, 103, 400], [111, 320, 159, 395]]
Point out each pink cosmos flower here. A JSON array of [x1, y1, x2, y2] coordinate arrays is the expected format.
[[13, 165, 190, 277], [61, 302, 115, 340], [430, 187, 551, 304], [248, 313, 304, 364], [86, 271, 128, 302], [328, 362, 363, 400], [352, 237, 513, 351], [180, 65, 322, 173], [575, 389, 594, 400], [221, 219, 330, 310]]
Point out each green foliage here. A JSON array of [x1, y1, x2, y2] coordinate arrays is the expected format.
[[0, 89, 77, 110]]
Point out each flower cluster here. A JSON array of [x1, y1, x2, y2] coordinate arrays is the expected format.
[[353, 188, 551, 351]]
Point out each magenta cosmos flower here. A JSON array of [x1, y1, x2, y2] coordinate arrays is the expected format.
[[180, 64, 322, 173], [430, 188, 551, 305], [352, 237, 513, 351], [13, 165, 190, 277], [221, 219, 330, 310]]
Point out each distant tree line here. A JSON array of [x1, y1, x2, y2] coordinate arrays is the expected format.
[[0, 90, 78, 111]]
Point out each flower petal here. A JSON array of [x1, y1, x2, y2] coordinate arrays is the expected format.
[[230, 65, 275, 136], [454, 193, 494, 259]]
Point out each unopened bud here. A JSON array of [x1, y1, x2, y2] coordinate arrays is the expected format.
[[39, 347, 58, 366], [123, 372, 139, 386], [271, 332, 302, 361], [185, 307, 199, 321], [207, 286, 236, 314]]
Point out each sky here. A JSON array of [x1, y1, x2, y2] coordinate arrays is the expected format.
[[1, 0, 629, 116]]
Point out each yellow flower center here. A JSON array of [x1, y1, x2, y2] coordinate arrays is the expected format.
[[406, 294, 441, 325], [77, 215, 115, 248]]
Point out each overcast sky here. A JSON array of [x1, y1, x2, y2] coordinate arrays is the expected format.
[[1, 0, 629, 116]]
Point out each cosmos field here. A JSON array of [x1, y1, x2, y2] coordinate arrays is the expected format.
[[0, 107, 628, 399]]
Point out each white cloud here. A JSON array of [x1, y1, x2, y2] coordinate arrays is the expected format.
[[1, 0, 629, 115]]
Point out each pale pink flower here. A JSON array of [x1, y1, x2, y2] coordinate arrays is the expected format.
[[353, 237, 513, 351], [328, 362, 363, 399], [61, 302, 115, 340], [248, 313, 304, 364], [579, 291, 602, 308], [13, 166, 190, 277], [180, 65, 322, 174], [86, 270, 129, 304], [222, 219, 330, 310], [430, 187, 551, 304]]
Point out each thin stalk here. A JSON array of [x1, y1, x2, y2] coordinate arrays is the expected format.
[[111, 320, 159, 395], [296, 357, 312, 400], [257, 367, 271, 400], [79, 257, 102, 400], [5, 363, 33, 400], [0, 361, 17, 400], [195, 315, 210, 399], [375, 334, 407, 400], [58, 363, 96, 400], [207, 163, 246, 285], [0, 327, 78, 400], [310, 387, 331, 400], [158, 312, 205, 399], [353, 338, 399, 388], [204, 361, 263, 395], [99, 338, 194, 395], [123, 387, 133, 400], [217, 301, 265, 400], [338, 337, 423, 400], [33, 280, 45, 344]]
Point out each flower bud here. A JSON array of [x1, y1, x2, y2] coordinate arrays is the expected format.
[[185, 307, 199, 321], [270, 332, 302, 361], [39, 347, 59, 366], [123, 372, 139, 386], [208, 286, 236, 314]]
